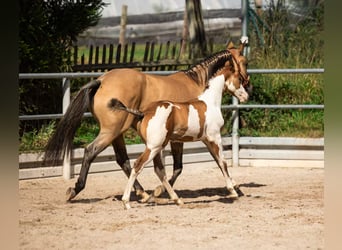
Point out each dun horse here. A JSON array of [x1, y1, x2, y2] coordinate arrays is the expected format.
[[44, 40, 250, 202], [109, 64, 248, 209]]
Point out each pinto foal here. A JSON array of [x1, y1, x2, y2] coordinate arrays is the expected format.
[[109, 69, 249, 209]]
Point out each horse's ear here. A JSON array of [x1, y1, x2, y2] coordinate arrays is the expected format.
[[226, 40, 235, 50], [238, 36, 248, 53]]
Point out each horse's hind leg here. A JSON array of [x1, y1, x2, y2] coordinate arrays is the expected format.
[[112, 134, 149, 201], [66, 132, 115, 201], [153, 141, 184, 197]]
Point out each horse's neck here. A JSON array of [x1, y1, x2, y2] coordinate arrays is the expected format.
[[198, 74, 225, 107]]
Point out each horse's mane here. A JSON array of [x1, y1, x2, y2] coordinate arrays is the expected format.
[[183, 50, 232, 85]]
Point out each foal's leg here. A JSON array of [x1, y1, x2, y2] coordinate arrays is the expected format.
[[112, 134, 150, 201], [66, 132, 115, 201], [151, 153, 183, 205], [122, 149, 155, 209], [203, 138, 239, 199], [153, 141, 184, 197], [122, 147, 182, 209], [169, 141, 184, 186]]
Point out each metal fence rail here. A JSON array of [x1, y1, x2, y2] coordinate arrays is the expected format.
[[18, 68, 324, 121], [19, 68, 324, 179]]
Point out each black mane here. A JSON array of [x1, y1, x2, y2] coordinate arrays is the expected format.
[[183, 50, 232, 85]]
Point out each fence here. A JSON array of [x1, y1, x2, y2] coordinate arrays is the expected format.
[[18, 68, 324, 180], [71, 41, 196, 72]]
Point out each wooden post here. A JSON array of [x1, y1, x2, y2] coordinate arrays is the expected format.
[[186, 0, 207, 58], [119, 5, 128, 46], [180, 6, 188, 56]]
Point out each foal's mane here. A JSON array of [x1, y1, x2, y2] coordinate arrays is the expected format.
[[183, 50, 232, 85]]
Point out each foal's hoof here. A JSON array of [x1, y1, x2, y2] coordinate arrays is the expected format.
[[234, 185, 244, 197], [227, 188, 239, 200], [136, 190, 150, 203], [153, 185, 165, 197], [175, 198, 184, 206], [122, 201, 131, 210], [66, 187, 76, 201]]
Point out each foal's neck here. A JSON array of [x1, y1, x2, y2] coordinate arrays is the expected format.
[[198, 74, 225, 107]]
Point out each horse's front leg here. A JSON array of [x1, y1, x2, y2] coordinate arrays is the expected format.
[[112, 134, 150, 202], [153, 141, 184, 197]]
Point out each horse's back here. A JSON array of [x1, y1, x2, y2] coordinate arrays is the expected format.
[[93, 69, 147, 132], [97, 68, 146, 95]]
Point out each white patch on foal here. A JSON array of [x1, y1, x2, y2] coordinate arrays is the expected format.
[[183, 104, 201, 138], [198, 75, 225, 141], [146, 103, 173, 149]]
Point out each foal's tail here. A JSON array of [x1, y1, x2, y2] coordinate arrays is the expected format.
[[108, 98, 144, 119], [43, 80, 101, 166]]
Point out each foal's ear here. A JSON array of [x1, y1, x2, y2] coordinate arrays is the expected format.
[[226, 40, 235, 50]]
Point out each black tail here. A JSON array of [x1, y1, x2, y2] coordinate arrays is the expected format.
[[43, 79, 101, 166], [108, 98, 144, 119]]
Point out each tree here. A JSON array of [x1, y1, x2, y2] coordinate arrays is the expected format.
[[185, 0, 207, 58], [19, 0, 106, 73], [19, 0, 106, 134]]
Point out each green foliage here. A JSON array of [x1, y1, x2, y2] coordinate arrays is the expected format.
[[19, 0, 106, 136], [19, 121, 57, 152], [223, 0, 324, 138], [73, 118, 99, 148], [19, 0, 106, 73]]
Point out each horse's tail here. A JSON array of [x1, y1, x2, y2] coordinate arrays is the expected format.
[[43, 79, 101, 166], [108, 98, 144, 120]]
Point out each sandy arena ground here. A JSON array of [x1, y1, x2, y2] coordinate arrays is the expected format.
[[19, 162, 324, 249]]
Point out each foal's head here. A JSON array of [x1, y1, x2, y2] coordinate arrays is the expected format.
[[218, 41, 251, 103]]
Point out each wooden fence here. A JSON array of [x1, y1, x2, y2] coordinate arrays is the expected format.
[[71, 40, 206, 72]]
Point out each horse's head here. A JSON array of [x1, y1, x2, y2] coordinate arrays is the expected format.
[[218, 40, 250, 103]]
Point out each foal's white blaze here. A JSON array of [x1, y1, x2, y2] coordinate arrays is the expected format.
[[146, 103, 173, 149], [226, 81, 249, 103], [226, 81, 236, 93], [183, 104, 201, 138], [236, 85, 249, 103]]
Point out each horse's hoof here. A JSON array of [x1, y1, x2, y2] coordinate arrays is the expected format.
[[153, 185, 165, 197], [136, 190, 150, 203], [66, 187, 76, 201], [122, 201, 131, 210]]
